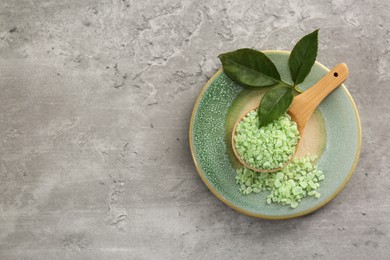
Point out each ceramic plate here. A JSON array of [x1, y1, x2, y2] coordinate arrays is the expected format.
[[189, 50, 361, 219]]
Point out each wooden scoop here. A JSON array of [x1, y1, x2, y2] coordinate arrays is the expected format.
[[232, 63, 349, 173]]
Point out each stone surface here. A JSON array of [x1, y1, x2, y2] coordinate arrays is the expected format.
[[0, 0, 389, 259]]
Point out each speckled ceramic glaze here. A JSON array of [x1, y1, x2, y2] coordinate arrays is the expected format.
[[189, 50, 361, 219]]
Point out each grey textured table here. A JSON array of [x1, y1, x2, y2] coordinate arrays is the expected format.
[[0, 0, 389, 259]]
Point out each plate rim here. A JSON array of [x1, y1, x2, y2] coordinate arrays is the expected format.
[[189, 50, 362, 220]]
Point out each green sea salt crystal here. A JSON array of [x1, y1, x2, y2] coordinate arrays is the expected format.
[[236, 155, 324, 208], [290, 200, 299, 208], [234, 110, 300, 170]]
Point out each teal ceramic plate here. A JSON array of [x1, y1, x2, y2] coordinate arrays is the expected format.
[[190, 50, 361, 219]]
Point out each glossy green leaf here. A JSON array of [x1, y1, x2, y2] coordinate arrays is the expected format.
[[258, 85, 293, 128], [288, 29, 319, 86], [218, 48, 281, 87]]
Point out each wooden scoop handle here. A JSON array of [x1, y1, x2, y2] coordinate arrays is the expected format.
[[289, 63, 349, 131]]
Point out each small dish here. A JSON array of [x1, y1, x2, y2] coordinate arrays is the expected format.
[[189, 50, 361, 219]]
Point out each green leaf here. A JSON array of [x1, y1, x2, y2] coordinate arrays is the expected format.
[[288, 29, 319, 86], [218, 48, 281, 88], [258, 85, 293, 128]]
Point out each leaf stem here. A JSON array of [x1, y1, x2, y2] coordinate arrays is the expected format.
[[293, 85, 303, 94]]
